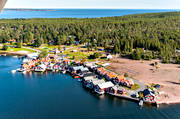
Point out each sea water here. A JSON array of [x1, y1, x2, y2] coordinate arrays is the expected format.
[[0, 56, 179, 119], [0, 9, 180, 19]]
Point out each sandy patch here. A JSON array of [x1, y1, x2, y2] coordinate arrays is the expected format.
[[107, 58, 180, 104], [17, 50, 29, 54]]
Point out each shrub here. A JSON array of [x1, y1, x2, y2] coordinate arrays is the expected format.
[[89, 52, 102, 59], [39, 49, 48, 58], [124, 73, 129, 77], [131, 48, 143, 60], [2, 45, 8, 51]]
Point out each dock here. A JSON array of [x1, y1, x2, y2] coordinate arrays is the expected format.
[[108, 93, 139, 102], [13, 52, 159, 107]]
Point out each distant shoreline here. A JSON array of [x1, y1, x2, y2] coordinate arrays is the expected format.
[[4, 9, 56, 12], [1, 9, 180, 19]]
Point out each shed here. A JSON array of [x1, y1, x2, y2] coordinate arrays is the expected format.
[[94, 81, 114, 94], [107, 54, 113, 59]]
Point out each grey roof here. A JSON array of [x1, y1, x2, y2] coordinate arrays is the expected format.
[[73, 66, 89, 71], [112, 86, 126, 91], [84, 72, 96, 77], [92, 80, 105, 85], [84, 76, 98, 82]]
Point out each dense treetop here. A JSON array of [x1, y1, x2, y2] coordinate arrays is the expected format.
[[0, 12, 180, 63]]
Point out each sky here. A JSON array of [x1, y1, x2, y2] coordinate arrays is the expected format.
[[4, 0, 180, 9]]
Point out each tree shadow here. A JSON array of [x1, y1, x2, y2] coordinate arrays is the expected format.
[[166, 81, 180, 85]]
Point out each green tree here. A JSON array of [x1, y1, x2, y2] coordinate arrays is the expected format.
[[176, 56, 180, 64], [16, 39, 22, 48], [33, 37, 42, 47], [132, 48, 142, 60], [81, 57, 87, 64], [114, 45, 120, 54], [39, 49, 48, 58], [93, 52, 101, 59], [2, 45, 8, 51]]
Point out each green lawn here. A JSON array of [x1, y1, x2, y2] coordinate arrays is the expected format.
[[9, 48, 35, 52], [0, 44, 36, 53], [63, 50, 92, 60], [130, 83, 140, 90], [42, 45, 58, 50], [122, 83, 140, 91], [0, 47, 35, 53]]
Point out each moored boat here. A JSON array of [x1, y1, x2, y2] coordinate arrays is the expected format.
[[34, 64, 47, 72], [17, 68, 25, 72], [62, 70, 66, 74], [47, 63, 54, 71]]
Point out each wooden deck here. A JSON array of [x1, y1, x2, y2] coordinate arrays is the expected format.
[[108, 93, 139, 102]]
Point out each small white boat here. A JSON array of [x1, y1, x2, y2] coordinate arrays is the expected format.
[[139, 100, 144, 107], [94, 89, 105, 95], [0, 54, 7, 56], [17, 68, 25, 72], [78, 74, 84, 78], [13, 56, 18, 58], [23, 71, 27, 74], [47, 63, 54, 71], [62, 70, 66, 74], [11, 70, 16, 74], [34, 68, 46, 72], [85, 83, 93, 89], [34, 64, 47, 72], [78, 79, 82, 82]]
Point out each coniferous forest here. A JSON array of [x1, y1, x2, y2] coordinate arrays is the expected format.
[[0, 12, 180, 63]]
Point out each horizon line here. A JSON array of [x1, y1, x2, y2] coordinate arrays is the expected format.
[[3, 8, 180, 10]]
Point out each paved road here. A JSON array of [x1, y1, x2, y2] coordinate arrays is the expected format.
[[22, 46, 40, 52], [127, 77, 147, 96]]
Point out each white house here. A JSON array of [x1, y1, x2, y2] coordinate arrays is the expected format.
[[94, 81, 114, 94]]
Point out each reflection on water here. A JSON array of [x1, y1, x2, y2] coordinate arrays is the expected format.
[[0, 56, 180, 119]]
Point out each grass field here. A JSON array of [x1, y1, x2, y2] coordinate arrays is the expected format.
[[0, 45, 35, 53], [121, 83, 140, 91], [0, 44, 105, 62], [63, 47, 93, 61], [7, 48, 35, 52]]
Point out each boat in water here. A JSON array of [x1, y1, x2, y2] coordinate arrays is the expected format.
[[34, 64, 47, 72], [0, 54, 7, 56], [17, 68, 25, 72], [47, 63, 54, 71], [62, 70, 66, 74], [139, 100, 144, 107]]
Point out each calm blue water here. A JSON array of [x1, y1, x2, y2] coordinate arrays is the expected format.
[[0, 9, 180, 19], [0, 56, 180, 119]]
